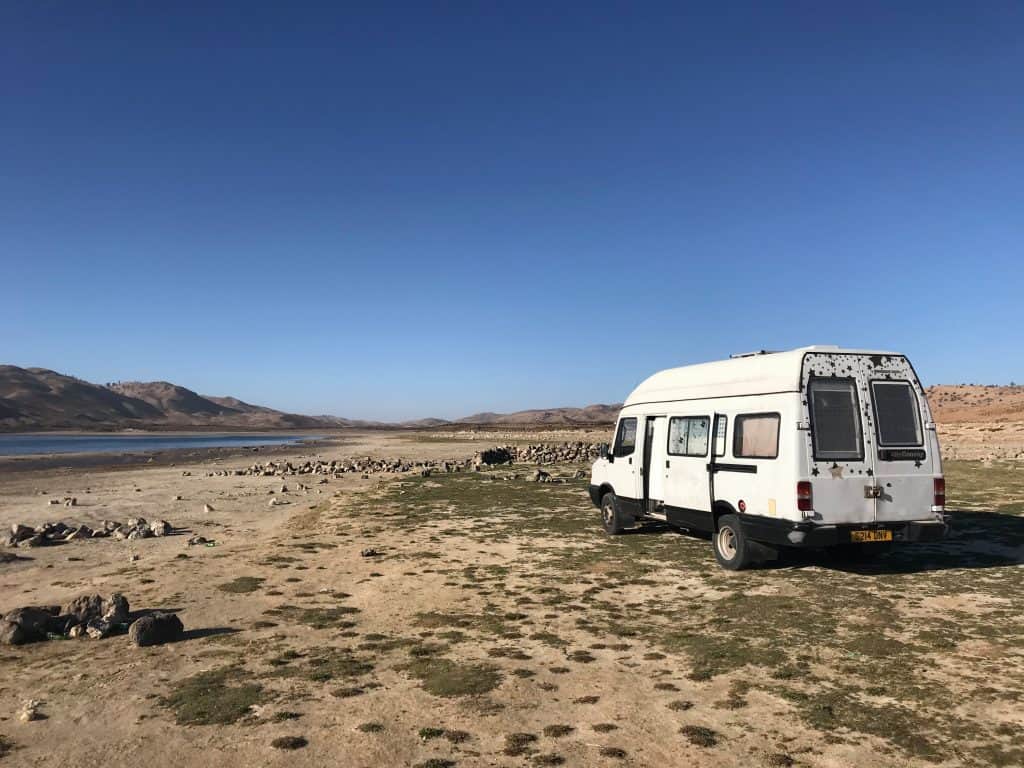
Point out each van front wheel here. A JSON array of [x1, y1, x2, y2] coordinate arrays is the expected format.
[[713, 514, 752, 570], [601, 493, 631, 535]]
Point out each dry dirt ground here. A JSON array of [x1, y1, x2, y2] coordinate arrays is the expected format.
[[1, 429, 1023, 768]]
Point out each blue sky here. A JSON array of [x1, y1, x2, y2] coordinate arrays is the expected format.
[[2, 2, 1022, 420]]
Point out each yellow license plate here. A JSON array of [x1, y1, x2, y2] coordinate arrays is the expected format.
[[850, 529, 893, 543]]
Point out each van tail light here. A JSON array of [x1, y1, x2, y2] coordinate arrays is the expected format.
[[797, 481, 814, 516], [933, 477, 945, 509]]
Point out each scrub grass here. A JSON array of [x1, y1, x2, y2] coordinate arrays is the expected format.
[[332, 461, 1024, 767], [162, 666, 265, 726]]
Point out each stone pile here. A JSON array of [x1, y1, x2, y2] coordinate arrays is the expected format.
[[5, 518, 174, 548], [205, 443, 604, 481], [473, 442, 604, 467], [0, 593, 129, 644], [218, 457, 476, 478], [0, 594, 184, 647]]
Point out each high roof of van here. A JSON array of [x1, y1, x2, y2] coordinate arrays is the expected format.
[[623, 346, 901, 407]]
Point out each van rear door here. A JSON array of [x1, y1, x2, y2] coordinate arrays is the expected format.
[[869, 379, 935, 522], [805, 374, 877, 524]]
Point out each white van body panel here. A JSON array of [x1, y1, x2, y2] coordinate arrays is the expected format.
[[590, 346, 946, 551]]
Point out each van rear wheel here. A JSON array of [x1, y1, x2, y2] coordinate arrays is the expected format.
[[601, 493, 631, 535], [713, 514, 752, 570]]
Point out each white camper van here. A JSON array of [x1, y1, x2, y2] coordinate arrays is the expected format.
[[588, 346, 947, 570]]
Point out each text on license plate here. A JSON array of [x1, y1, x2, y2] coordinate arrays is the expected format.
[[850, 529, 893, 543]]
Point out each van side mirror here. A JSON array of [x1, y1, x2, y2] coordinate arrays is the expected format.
[[599, 443, 613, 462]]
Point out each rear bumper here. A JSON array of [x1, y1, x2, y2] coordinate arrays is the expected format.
[[740, 515, 948, 549]]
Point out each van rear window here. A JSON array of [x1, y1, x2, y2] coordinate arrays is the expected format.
[[872, 381, 923, 447], [809, 378, 863, 461]]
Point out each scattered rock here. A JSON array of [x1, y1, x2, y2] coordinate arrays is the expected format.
[[150, 520, 172, 536], [203, 504, 215, 514], [187, 535, 212, 546], [18, 700, 43, 722], [360, 548, 381, 558], [128, 612, 184, 647], [0, 619, 28, 645]]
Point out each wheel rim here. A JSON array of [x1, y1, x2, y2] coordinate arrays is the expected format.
[[602, 502, 614, 526], [717, 526, 737, 560]]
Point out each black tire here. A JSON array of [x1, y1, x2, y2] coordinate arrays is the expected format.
[[600, 492, 631, 535], [713, 513, 752, 570]]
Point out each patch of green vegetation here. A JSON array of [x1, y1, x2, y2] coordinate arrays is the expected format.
[[680, 725, 718, 747], [532, 754, 565, 766], [503, 732, 538, 756], [218, 576, 265, 593], [162, 666, 264, 726], [270, 736, 308, 750], [419, 727, 445, 740], [444, 729, 471, 743], [599, 747, 627, 759], [403, 657, 502, 698], [358, 722, 384, 733], [263, 604, 359, 629], [542, 724, 574, 738], [412, 760, 455, 768]]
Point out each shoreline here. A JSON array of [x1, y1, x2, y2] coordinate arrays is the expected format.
[[0, 433, 346, 475]]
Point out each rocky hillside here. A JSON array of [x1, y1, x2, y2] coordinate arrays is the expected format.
[[926, 385, 1024, 423], [0, 366, 324, 431]]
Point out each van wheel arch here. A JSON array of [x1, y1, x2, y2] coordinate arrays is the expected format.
[[712, 501, 738, 530]]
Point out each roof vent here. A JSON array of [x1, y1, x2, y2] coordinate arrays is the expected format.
[[729, 350, 780, 359]]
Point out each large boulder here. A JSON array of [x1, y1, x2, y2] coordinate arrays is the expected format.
[[2, 606, 60, 642], [61, 593, 129, 627], [0, 619, 28, 645], [10, 524, 34, 543], [129, 613, 184, 647]]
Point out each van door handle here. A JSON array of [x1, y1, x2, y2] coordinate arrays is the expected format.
[[666, 460, 670, 468]]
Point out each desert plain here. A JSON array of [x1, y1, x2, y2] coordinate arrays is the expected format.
[[0, 420, 1022, 768]]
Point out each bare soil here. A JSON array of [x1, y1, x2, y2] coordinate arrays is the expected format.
[[1, 429, 1022, 768]]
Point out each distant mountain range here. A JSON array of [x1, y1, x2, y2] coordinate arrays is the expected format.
[[0, 365, 621, 432]]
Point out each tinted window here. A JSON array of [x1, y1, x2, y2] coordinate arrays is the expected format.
[[734, 413, 780, 459], [872, 381, 923, 447], [668, 416, 709, 457], [613, 417, 637, 457], [809, 378, 863, 460]]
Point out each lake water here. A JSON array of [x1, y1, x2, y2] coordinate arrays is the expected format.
[[0, 433, 315, 457]]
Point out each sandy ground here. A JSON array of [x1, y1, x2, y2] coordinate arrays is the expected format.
[[1, 429, 1022, 768]]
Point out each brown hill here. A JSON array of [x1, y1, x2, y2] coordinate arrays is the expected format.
[[457, 403, 620, 425], [926, 385, 1024, 423], [0, 366, 324, 431]]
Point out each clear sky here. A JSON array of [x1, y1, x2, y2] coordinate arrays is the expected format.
[[2, 2, 1022, 420]]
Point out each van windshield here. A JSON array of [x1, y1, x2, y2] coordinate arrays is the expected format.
[[809, 378, 863, 461], [871, 381, 923, 446]]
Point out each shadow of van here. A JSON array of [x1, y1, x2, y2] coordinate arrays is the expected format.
[[782, 509, 1024, 574]]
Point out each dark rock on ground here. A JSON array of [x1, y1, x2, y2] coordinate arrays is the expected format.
[[129, 612, 184, 647]]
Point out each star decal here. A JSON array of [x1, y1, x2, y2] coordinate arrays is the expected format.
[[829, 463, 844, 479], [914, 460, 922, 468], [866, 469, 874, 477], [811, 467, 820, 477]]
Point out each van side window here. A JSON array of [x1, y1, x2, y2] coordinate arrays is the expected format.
[[871, 381, 923, 447], [808, 378, 863, 461], [714, 415, 728, 457], [668, 416, 709, 457], [613, 417, 637, 457], [734, 413, 780, 459]]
